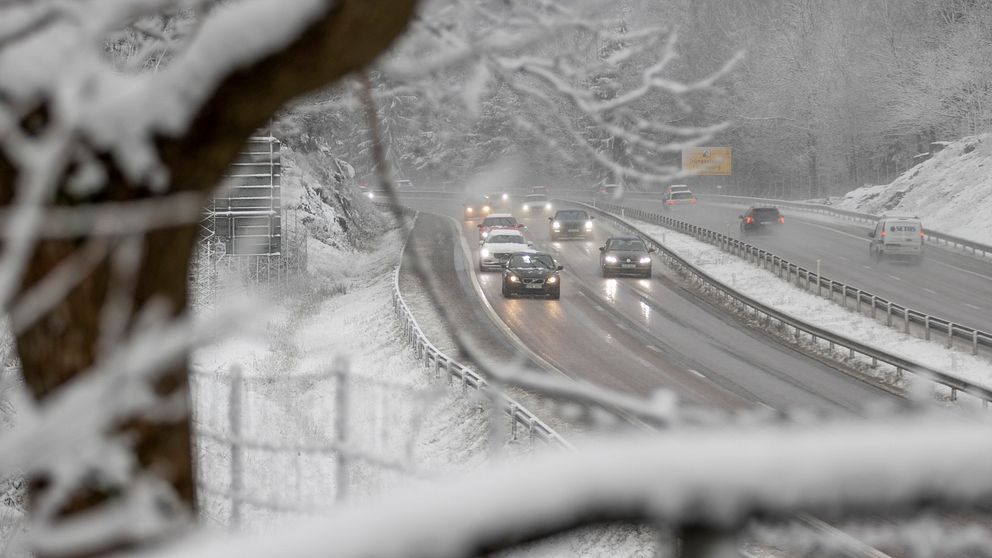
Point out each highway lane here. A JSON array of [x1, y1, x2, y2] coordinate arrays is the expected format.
[[618, 196, 992, 335], [399, 195, 898, 415]]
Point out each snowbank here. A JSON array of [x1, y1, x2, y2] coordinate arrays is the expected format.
[[838, 134, 992, 244], [632, 221, 992, 393]]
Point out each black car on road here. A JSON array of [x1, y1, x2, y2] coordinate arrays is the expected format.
[[739, 206, 784, 236], [599, 236, 654, 278], [501, 252, 563, 300], [549, 209, 593, 240]]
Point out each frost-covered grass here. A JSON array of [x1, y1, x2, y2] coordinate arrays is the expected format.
[[839, 133, 992, 245], [633, 221, 992, 395]]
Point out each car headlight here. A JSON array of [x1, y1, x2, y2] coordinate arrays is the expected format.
[[481, 231, 489, 238], [508, 275, 519, 283], [466, 207, 473, 213], [585, 220, 593, 230], [639, 256, 651, 264], [502, 193, 508, 201], [546, 276, 558, 284], [552, 221, 561, 229], [523, 204, 530, 211], [545, 203, 552, 210], [483, 205, 490, 212], [604, 255, 618, 263], [480, 248, 490, 258], [366, 192, 374, 199]]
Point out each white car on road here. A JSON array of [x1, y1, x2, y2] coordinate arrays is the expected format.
[[479, 229, 535, 271]]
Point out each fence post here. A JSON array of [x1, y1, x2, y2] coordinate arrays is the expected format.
[[334, 356, 350, 503], [229, 365, 244, 529]]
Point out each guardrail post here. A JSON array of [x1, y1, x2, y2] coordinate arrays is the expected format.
[[886, 302, 893, 327], [856, 290, 862, 313], [229, 365, 244, 529], [509, 404, 518, 440], [445, 359, 453, 385], [904, 310, 911, 334], [841, 285, 847, 308], [925, 316, 931, 340], [973, 331, 980, 356], [947, 323, 954, 349], [951, 387, 958, 401], [871, 295, 877, 319]]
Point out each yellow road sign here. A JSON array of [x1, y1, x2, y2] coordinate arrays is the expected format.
[[682, 147, 732, 176]]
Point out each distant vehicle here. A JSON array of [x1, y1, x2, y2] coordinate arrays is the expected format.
[[521, 194, 552, 214], [395, 179, 413, 189], [358, 184, 375, 200], [501, 252, 563, 300], [739, 206, 784, 236], [663, 189, 697, 209], [531, 185, 550, 195], [487, 191, 513, 210], [464, 195, 491, 219], [599, 236, 655, 278], [479, 229, 535, 271], [477, 213, 523, 240], [549, 209, 593, 240], [868, 216, 924, 263], [594, 184, 624, 205]]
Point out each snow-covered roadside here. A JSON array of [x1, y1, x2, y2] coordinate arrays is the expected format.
[[838, 134, 992, 245], [631, 220, 992, 394], [191, 229, 503, 529]]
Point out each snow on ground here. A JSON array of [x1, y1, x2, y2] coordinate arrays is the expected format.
[[631, 220, 992, 396], [838, 133, 992, 245], [192, 228, 499, 529]]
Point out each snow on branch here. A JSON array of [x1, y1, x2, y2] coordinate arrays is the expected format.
[[129, 416, 992, 558]]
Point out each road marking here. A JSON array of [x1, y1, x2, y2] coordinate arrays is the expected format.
[[837, 255, 849, 262], [966, 303, 984, 311], [887, 275, 902, 282], [688, 369, 706, 379], [923, 287, 937, 295], [934, 260, 992, 283], [646, 344, 663, 353], [862, 265, 872, 270], [802, 221, 871, 243], [615, 322, 629, 331]]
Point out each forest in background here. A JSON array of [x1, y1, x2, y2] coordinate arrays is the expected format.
[[278, 0, 992, 199]]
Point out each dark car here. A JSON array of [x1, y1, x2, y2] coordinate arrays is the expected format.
[[501, 252, 563, 300], [599, 236, 654, 278], [549, 209, 593, 240], [464, 195, 492, 219], [739, 206, 784, 236], [594, 184, 624, 205]]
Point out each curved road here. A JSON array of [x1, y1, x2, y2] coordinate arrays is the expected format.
[[400, 196, 898, 416], [608, 195, 992, 336]]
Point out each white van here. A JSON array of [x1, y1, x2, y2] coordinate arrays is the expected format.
[[868, 216, 924, 263]]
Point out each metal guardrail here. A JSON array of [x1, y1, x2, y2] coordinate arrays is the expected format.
[[692, 193, 992, 259], [583, 200, 992, 357], [561, 199, 992, 406], [391, 211, 571, 450]]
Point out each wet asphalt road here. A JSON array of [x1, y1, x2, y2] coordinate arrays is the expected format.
[[400, 196, 899, 416]]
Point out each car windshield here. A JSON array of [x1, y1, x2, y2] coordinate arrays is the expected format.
[[526, 194, 548, 202], [509, 253, 556, 269], [671, 191, 694, 199], [484, 217, 517, 227], [609, 239, 646, 251], [669, 185, 689, 192], [488, 235, 522, 244], [752, 208, 780, 219], [555, 211, 588, 221]]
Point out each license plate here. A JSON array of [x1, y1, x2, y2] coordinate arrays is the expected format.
[[621, 264, 635, 269], [525, 283, 543, 289]]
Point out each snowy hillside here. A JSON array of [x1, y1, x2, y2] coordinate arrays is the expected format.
[[838, 134, 992, 244]]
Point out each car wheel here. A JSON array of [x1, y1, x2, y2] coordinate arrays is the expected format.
[[501, 284, 511, 298], [602, 267, 610, 278], [642, 270, 652, 279], [548, 291, 560, 300]]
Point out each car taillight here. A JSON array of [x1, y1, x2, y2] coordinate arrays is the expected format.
[[667, 200, 676, 205], [778, 216, 785, 224], [880, 231, 886, 238], [745, 216, 753, 224]]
